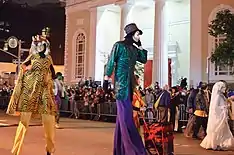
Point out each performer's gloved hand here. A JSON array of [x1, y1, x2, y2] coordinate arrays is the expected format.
[[135, 40, 142, 47], [103, 80, 109, 92]]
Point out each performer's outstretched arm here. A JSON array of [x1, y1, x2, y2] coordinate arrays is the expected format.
[[21, 54, 33, 73], [23, 60, 31, 66], [50, 64, 56, 79], [48, 55, 56, 79], [105, 42, 120, 77]]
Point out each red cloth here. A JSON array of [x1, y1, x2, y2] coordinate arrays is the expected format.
[[144, 123, 174, 143]]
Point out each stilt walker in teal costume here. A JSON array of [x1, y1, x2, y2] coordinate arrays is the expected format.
[[104, 23, 148, 155]]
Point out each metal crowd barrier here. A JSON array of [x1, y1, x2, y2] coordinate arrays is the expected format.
[[0, 96, 189, 125], [60, 98, 189, 123], [178, 104, 189, 122]]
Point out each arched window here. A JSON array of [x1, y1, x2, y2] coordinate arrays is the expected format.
[[75, 33, 85, 79], [208, 5, 234, 80], [213, 35, 231, 76]]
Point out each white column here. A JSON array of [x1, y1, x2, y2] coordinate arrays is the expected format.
[[153, 0, 167, 86], [190, 0, 202, 87], [161, 3, 169, 86], [119, 2, 132, 40], [88, 7, 97, 79]]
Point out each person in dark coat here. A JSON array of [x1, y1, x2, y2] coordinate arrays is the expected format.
[[170, 86, 181, 131], [157, 85, 171, 123]]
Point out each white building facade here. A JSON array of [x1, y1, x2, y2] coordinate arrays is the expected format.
[[64, 0, 234, 87]]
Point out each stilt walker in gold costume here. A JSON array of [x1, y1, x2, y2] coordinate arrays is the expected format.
[[6, 27, 57, 155], [132, 75, 146, 145]]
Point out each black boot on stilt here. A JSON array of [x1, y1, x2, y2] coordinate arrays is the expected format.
[[47, 152, 51, 155]]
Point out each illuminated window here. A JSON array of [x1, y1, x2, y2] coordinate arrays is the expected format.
[[75, 33, 85, 79], [208, 5, 234, 80], [212, 35, 233, 76]]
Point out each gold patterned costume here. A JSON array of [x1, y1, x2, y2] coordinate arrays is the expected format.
[[132, 89, 146, 145], [7, 54, 56, 116], [6, 28, 56, 155]]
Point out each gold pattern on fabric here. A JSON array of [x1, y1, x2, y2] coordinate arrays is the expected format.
[[7, 54, 56, 118]]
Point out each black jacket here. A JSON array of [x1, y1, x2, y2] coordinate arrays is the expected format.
[[195, 90, 209, 113]]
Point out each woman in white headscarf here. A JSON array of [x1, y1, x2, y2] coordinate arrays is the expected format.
[[200, 81, 234, 150]]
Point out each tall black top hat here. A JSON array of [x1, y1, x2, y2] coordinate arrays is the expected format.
[[124, 23, 143, 36]]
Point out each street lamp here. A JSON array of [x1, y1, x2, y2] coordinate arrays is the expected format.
[[3, 42, 8, 51], [7, 37, 18, 49], [4, 37, 20, 75], [0, 36, 29, 76]]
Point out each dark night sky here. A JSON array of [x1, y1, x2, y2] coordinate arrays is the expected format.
[[0, 0, 65, 65], [12, 0, 61, 6]]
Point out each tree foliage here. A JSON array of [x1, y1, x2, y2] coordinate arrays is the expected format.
[[208, 9, 234, 66]]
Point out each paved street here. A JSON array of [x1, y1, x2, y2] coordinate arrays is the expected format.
[[0, 111, 233, 155]]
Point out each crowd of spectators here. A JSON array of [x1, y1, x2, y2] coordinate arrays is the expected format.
[[0, 76, 212, 132], [59, 77, 193, 126], [0, 81, 13, 97]]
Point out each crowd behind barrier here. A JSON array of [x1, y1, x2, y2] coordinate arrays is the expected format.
[[0, 96, 10, 111], [0, 78, 191, 132], [59, 98, 189, 124], [0, 96, 189, 122]]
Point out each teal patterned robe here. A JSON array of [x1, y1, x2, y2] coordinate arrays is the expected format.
[[105, 41, 147, 100]]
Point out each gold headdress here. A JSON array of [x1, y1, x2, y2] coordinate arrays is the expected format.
[[42, 27, 50, 38], [30, 28, 51, 56]]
